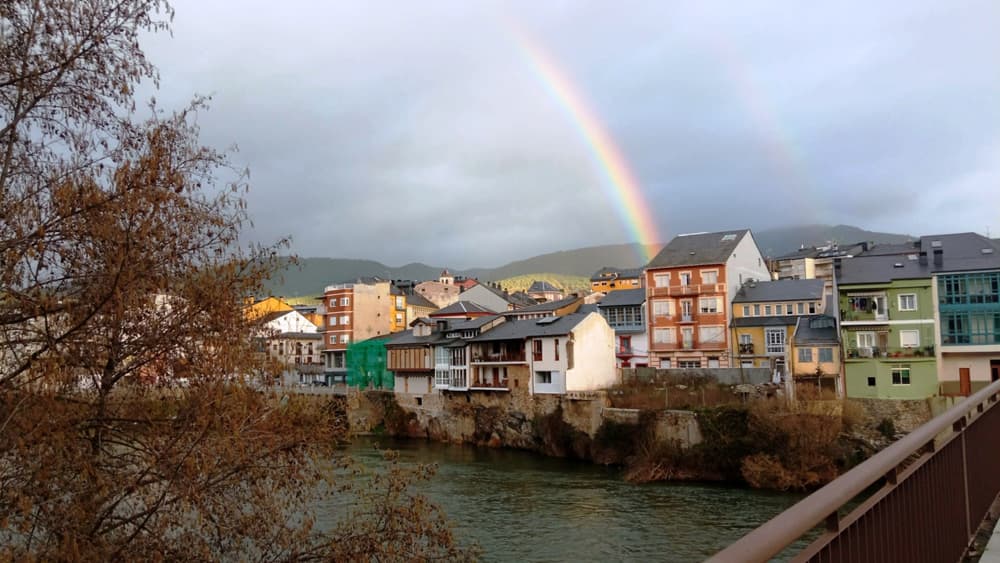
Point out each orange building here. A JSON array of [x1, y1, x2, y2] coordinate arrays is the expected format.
[[590, 267, 643, 293], [645, 230, 770, 369]]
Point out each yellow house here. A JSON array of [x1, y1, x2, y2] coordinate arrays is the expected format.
[[245, 296, 293, 321], [730, 279, 827, 380], [390, 287, 408, 333], [791, 315, 842, 393], [590, 267, 643, 293]]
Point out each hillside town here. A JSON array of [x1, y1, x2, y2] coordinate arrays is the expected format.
[[253, 228, 1000, 405]]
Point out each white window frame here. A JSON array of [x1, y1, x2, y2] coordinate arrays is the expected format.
[[340, 297, 350, 306], [340, 315, 349, 325], [899, 330, 920, 348], [699, 297, 719, 314], [700, 270, 718, 285], [328, 317, 337, 326], [340, 335, 350, 344], [742, 305, 750, 317], [652, 299, 673, 318], [765, 328, 786, 354], [654, 273, 670, 287], [891, 365, 911, 385], [739, 333, 752, 345], [653, 328, 675, 344], [679, 272, 691, 286], [797, 302, 805, 315], [698, 325, 725, 344], [898, 293, 917, 312]]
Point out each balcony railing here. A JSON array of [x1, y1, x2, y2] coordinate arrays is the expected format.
[[649, 283, 726, 297], [471, 351, 526, 363], [680, 314, 694, 323], [651, 340, 726, 351], [846, 346, 935, 359], [469, 379, 509, 391], [616, 345, 634, 356], [842, 310, 889, 322], [738, 343, 755, 354]]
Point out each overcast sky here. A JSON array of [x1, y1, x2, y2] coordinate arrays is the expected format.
[[143, 1, 1000, 268]]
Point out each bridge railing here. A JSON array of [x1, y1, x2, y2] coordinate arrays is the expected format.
[[709, 378, 1000, 563]]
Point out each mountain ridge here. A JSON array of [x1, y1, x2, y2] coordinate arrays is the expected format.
[[264, 224, 914, 297]]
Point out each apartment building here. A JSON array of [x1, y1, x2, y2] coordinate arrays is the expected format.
[[596, 288, 648, 367], [320, 277, 396, 383], [645, 230, 770, 368], [590, 267, 643, 294]]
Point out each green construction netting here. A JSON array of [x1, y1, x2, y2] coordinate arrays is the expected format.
[[346, 338, 394, 390]]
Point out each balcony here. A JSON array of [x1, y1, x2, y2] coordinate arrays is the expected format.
[[679, 314, 694, 323], [738, 343, 755, 355], [616, 345, 635, 356], [650, 283, 726, 297], [651, 340, 726, 351], [470, 350, 526, 364], [846, 346, 935, 360], [842, 310, 890, 322]]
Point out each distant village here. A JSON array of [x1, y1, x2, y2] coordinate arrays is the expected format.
[[250, 229, 1000, 405]]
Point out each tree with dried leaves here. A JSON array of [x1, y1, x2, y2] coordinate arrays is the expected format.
[[0, 1, 474, 560]]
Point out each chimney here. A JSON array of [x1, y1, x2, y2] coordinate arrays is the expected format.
[[860, 242, 870, 252], [918, 251, 928, 266], [833, 257, 842, 277], [933, 248, 943, 267]]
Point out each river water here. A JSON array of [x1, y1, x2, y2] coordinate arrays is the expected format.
[[333, 438, 805, 562]]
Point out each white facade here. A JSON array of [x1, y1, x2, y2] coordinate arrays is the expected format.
[[263, 310, 318, 334], [529, 312, 617, 394], [725, 232, 773, 306]]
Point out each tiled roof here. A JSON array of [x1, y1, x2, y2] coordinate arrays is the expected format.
[[646, 230, 751, 269], [506, 295, 580, 314], [732, 279, 826, 303], [471, 313, 591, 342], [793, 316, 839, 345], [430, 300, 495, 317], [405, 293, 437, 309], [528, 280, 561, 293], [596, 288, 646, 307]]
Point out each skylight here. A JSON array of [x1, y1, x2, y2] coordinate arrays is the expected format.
[[983, 248, 995, 255], [721, 234, 737, 242]]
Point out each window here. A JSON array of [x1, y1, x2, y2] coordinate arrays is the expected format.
[[328, 316, 337, 326], [536, 371, 552, 384], [867, 376, 876, 387], [340, 297, 350, 306], [653, 328, 675, 343], [699, 325, 725, 344], [707, 357, 720, 368], [329, 335, 336, 345], [701, 270, 718, 284], [900, 330, 920, 348], [798, 348, 813, 362], [754, 304, 761, 316], [554, 339, 560, 361], [533, 340, 543, 361], [898, 294, 917, 312], [819, 348, 833, 363], [743, 305, 750, 317], [395, 296, 404, 309], [765, 328, 786, 354], [739, 334, 752, 344], [678, 360, 701, 369], [340, 315, 349, 325], [857, 332, 876, 350], [699, 297, 719, 314], [764, 304, 772, 315], [395, 313, 403, 324], [680, 273, 691, 286], [797, 303, 805, 315], [340, 335, 350, 344], [661, 358, 672, 368], [681, 300, 692, 318], [892, 366, 911, 385], [654, 273, 670, 287], [652, 300, 673, 317], [809, 302, 817, 314]]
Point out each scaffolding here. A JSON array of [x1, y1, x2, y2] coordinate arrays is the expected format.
[[345, 338, 393, 390]]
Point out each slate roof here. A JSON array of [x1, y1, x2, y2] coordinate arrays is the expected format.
[[589, 267, 643, 282], [470, 313, 591, 342], [507, 291, 538, 308], [646, 229, 751, 269], [837, 233, 1000, 285], [446, 315, 502, 331], [405, 292, 437, 309], [384, 330, 447, 347], [856, 241, 919, 256], [506, 295, 580, 314], [794, 316, 840, 345], [596, 288, 646, 307], [528, 280, 561, 293], [732, 279, 826, 303], [430, 300, 496, 316], [732, 315, 800, 327]]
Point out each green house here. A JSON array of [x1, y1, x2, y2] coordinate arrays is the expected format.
[[837, 254, 938, 399]]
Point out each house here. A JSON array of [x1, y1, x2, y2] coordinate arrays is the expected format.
[[836, 254, 937, 399], [792, 315, 842, 393], [292, 304, 324, 328], [429, 300, 497, 320], [320, 277, 396, 384], [772, 242, 868, 287], [453, 275, 479, 291], [929, 233, 1000, 395], [590, 267, 643, 293], [389, 285, 408, 333], [505, 295, 582, 321], [730, 278, 827, 380], [645, 229, 771, 369], [405, 292, 438, 322], [458, 282, 516, 313], [414, 280, 461, 308], [527, 280, 564, 302], [457, 312, 617, 394], [257, 309, 323, 386], [596, 288, 648, 367]]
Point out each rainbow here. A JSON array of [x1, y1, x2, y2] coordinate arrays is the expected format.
[[505, 23, 661, 264]]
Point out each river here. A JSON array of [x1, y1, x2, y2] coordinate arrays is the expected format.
[[329, 438, 805, 562]]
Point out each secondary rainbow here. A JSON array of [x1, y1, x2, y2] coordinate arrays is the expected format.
[[506, 23, 661, 264]]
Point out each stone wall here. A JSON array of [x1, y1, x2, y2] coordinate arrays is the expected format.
[[622, 367, 772, 385], [850, 397, 933, 433]]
